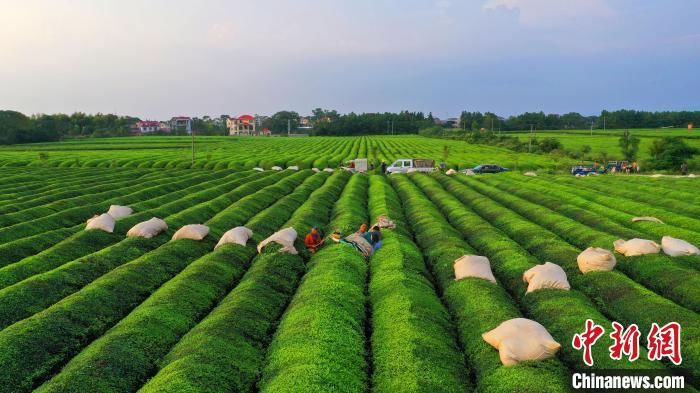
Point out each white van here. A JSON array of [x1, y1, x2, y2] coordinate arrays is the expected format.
[[386, 158, 435, 174]]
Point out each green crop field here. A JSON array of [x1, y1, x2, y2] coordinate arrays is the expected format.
[[0, 135, 563, 171], [0, 136, 698, 393], [506, 129, 700, 162]]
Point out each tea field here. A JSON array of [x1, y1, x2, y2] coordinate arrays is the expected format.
[[0, 137, 697, 392], [0, 135, 562, 171]]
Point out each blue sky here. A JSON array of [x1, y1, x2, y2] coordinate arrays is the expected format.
[[1, 0, 698, 119]]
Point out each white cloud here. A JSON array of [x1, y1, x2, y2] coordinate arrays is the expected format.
[[483, 0, 614, 28]]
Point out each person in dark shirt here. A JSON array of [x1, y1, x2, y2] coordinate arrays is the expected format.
[[380, 161, 387, 174], [370, 225, 382, 251]]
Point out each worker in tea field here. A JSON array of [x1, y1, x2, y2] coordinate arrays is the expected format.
[[380, 160, 387, 174], [369, 225, 383, 252], [331, 231, 369, 257], [681, 162, 689, 175], [304, 227, 324, 254], [356, 223, 374, 245]]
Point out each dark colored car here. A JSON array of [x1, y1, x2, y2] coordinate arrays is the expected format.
[[571, 164, 599, 176], [467, 164, 510, 174]]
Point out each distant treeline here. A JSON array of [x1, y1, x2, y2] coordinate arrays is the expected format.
[[310, 111, 432, 136], [2, 108, 699, 145], [457, 110, 700, 131], [0, 111, 137, 144]]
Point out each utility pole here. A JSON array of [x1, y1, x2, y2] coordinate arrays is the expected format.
[[603, 115, 606, 131], [287, 119, 291, 136], [528, 124, 533, 153], [491, 117, 494, 132], [191, 129, 195, 165], [590, 121, 594, 136], [387, 120, 390, 135], [391, 121, 394, 136]]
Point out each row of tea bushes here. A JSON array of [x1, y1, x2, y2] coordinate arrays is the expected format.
[[391, 175, 570, 393]]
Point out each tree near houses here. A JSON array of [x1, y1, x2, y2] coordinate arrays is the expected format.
[[619, 129, 640, 162]]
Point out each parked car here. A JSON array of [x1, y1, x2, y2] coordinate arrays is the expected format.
[[466, 164, 509, 174], [571, 164, 600, 176], [386, 158, 436, 174]]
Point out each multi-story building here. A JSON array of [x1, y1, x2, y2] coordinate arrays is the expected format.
[[169, 116, 192, 134]]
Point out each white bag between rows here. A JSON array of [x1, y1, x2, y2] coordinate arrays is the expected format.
[[446, 169, 457, 175], [107, 205, 133, 219], [271, 166, 283, 171], [172, 224, 210, 241], [216, 227, 253, 249], [453, 255, 497, 284], [85, 213, 115, 233], [523, 262, 570, 293], [482, 318, 561, 366], [577, 247, 616, 273], [631, 216, 664, 224], [127, 218, 168, 239], [661, 236, 700, 257], [613, 238, 660, 256], [257, 227, 298, 254]]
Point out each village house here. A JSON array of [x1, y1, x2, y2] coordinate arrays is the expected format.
[[169, 116, 192, 134], [135, 120, 161, 133], [227, 114, 270, 136]]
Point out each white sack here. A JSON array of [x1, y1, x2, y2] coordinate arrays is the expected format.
[[688, 173, 696, 178], [661, 236, 700, 257], [464, 169, 475, 176], [323, 168, 335, 172], [127, 217, 168, 239], [253, 167, 265, 172], [257, 227, 298, 254], [216, 226, 254, 249], [613, 238, 661, 256], [85, 213, 115, 233], [287, 165, 299, 171], [523, 171, 537, 177], [446, 169, 457, 175], [271, 166, 283, 171], [453, 255, 497, 284], [172, 224, 210, 241], [312, 168, 320, 172], [632, 216, 664, 224], [523, 262, 570, 293], [107, 205, 133, 219], [375, 215, 396, 229], [577, 247, 617, 273], [482, 318, 561, 366], [345, 233, 373, 257]]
